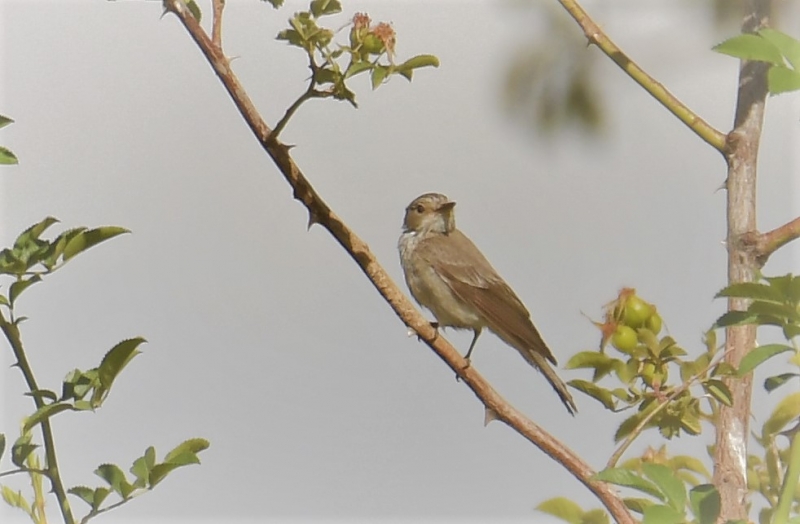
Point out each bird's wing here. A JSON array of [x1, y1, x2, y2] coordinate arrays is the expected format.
[[415, 230, 558, 365]]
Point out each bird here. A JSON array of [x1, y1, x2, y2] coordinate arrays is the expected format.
[[398, 192, 577, 415]]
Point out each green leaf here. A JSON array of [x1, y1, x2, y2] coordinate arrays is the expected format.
[[689, 484, 720, 524], [642, 504, 684, 524], [593, 468, 664, 500], [92, 487, 111, 511], [641, 463, 686, 512], [567, 379, 616, 410], [185, 0, 201, 22], [164, 438, 210, 463], [764, 372, 799, 392], [263, 0, 284, 7], [0, 146, 18, 165], [9, 275, 41, 306], [131, 446, 156, 487], [713, 310, 760, 328], [713, 33, 785, 66], [0, 433, 5, 461], [0, 115, 14, 129], [95, 463, 134, 499], [583, 509, 610, 524], [566, 351, 614, 369], [716, 282, 784, 302], [768, 65, 800, 94], [11, 435, 37, 468], [67, 486, 95, 507], [310, 0, 341, 17], [26, 389, 58, 403], [624, 497, 654, 514], [371, 65, 389, 89], [398, 54, 440, 71], [1, 485, 31, 513], [762, 391, 800, 436], [62, 226, 129, 262], [759, 29, 800, 69], [95, 337, 146, 404], [23, 402, 75, 432], [344, 60, 373, 79], [738, 344, 794, 375], [536, 497, 585, 524], [702, 379, 733, 406]]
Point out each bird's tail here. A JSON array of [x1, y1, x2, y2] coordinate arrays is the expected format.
[[526, 351, 578, 416]]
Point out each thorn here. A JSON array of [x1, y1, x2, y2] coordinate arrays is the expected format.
[[307, 210, 320, 230], [284, 143, 296, 150], [716, 179, 728, 192], [484, 406, 499, 426]]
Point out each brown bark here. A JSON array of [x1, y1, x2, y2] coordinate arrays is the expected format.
[[713, 1, 771, 521]]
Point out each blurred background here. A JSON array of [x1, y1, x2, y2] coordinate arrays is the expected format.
[[1, 0, 798, 522]]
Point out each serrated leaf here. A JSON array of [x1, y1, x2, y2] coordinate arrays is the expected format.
[[536, 496, 584, 524], [716, 282, 784, 302], [0, 146, 18, 165], [567, 379, 616, 410], [689, 484, 720, 524], [764, 372, 799, 392], [738, 344, 794, 375], [713, 310, 760, 328], [68, 486, 95, 507], [713, 33, 785, 66], [11, 438, 37, 468], [164, 438, 210, 463], [62, 226, 129, 262], [23, 402, 75, 432], [759, 29, 800, 69], [768, 65, 800, 94], [94, 337, 145, 405], [702, 379, 733, 406], [642, 504, 684, 524], [0, 115, 14, 129], [95, 463, 128, 493], [593, 468, 664, 500], [92, 487, 111, 511], [642, 463, 686, 512], [762, 391, 800, 436]]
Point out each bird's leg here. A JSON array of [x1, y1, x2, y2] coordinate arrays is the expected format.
[[463, 328, 482, 368]]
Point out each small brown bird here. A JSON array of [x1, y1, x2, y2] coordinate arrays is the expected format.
[[398, 193, 577, 415]]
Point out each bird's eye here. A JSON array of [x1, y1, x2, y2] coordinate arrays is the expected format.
[[415, 204, 425, 213]]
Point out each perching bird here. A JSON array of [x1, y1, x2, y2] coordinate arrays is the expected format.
[[398, 192, 577, 415]]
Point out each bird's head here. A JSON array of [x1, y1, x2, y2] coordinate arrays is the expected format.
[[403, 193, 456, 235]]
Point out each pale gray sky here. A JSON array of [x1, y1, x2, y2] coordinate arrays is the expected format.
[[1, 0, 798, 522]]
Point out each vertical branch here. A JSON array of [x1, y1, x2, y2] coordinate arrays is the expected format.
[[714, 0, 771, 521]]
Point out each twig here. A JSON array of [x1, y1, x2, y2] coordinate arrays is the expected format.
[[0, 315, 74, 524], [555, 0, 728, 153], [211, 0, 224, 48], [161, 2, 634, 523], [741, 216, 800, 266], [0, 467, 50, 479], [607, 346, 733, 469]]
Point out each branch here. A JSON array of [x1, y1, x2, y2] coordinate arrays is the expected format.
[[161, 2, 634, 523], [740, 216, 800, 266], [0, 315, 75, 524], [555, 0, 728, 153], [211, 0, 224, 48]]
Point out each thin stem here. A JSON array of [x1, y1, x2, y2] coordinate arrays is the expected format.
[[1, 312, 74, 524], [79, 491, 143, 524], [742, 215, 800, 266], [0, 467, 50, 479], [773, 427, 800, 524], [607, 348, 732, 469], [211, 0, 224, 48], [271, 86, 326, 141], [161, 2, 634, 523], [555, 0, 728, 153]]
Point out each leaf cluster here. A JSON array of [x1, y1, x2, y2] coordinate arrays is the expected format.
[[714, 29, 800, 95]]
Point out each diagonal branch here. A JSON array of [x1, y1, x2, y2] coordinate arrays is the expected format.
[[161, 2, 634, 523], [555, 0, 728, 153]]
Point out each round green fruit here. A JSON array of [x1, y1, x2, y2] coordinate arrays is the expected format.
[[623, 295, 654, 328], [611, 325, 638, 353], [646, 312, 663, 334], [362, 34, 385, 54]]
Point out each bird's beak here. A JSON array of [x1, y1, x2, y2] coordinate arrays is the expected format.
[[437, 201, 456, 212]]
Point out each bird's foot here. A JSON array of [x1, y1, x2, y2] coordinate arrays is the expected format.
[[455, 357, 471, 382]]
